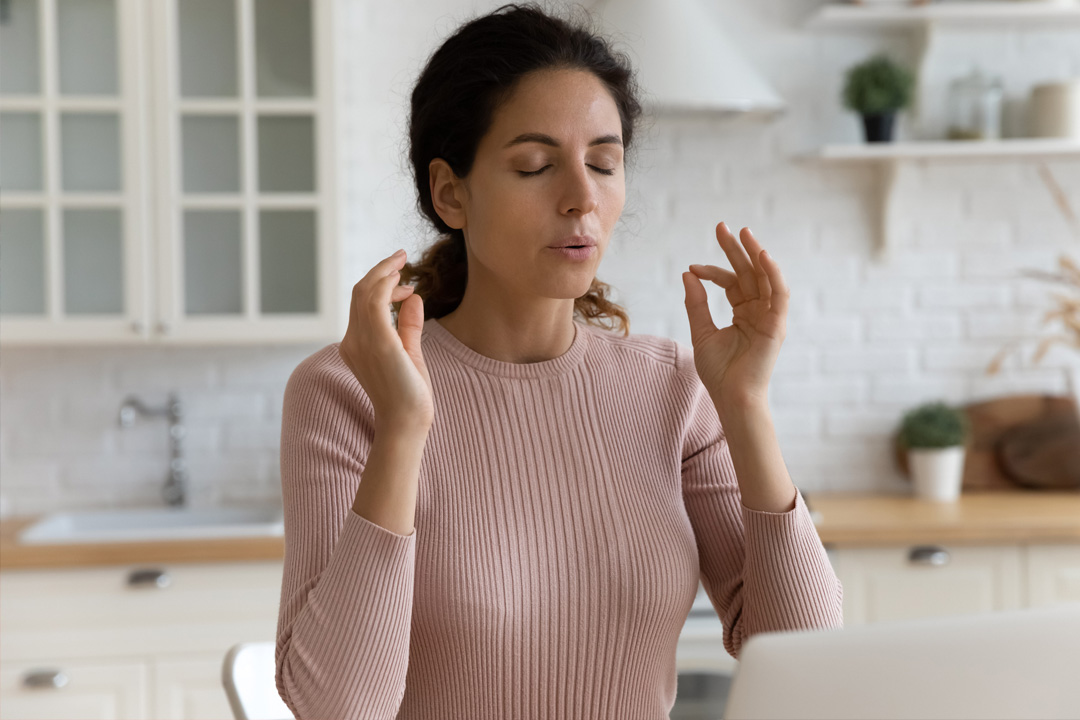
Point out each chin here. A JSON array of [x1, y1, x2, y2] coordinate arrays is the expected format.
[[538, 278, 594, 299]]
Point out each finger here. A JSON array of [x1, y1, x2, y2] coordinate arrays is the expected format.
[[760, 249, 790, 325], [739, 227, 772, 303], [688, 263, 747, 306], [365, 271, 404, 336], [682, 271, 718, 346], [390, 284, 415, 302], [378, 270, 402, 303], [716, 222, 758, 300], [358, 249, 408, 291]]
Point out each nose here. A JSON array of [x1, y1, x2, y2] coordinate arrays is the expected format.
[[559, 163, 599, 216]]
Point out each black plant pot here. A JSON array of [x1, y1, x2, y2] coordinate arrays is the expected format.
[[861, 112, 897, 143]]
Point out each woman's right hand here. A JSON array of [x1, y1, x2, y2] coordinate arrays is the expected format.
[[339, 249, 434, 431]]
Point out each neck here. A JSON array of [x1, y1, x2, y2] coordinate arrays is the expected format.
[[435, 297, 577, 364]]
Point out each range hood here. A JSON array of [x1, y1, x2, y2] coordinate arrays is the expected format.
[[590, 0, 786, 117]]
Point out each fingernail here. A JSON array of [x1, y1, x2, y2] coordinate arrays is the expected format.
[[393, 248, 405, 256]]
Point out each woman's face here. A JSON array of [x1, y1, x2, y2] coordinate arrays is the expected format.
[[430, 67, 626, 305]]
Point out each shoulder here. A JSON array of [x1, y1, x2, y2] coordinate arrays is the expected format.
[[283, 342, 375, 423], [581, 322, 699, 388]]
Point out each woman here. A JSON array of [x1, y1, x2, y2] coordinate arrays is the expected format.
[[275, 4, 843, 719]]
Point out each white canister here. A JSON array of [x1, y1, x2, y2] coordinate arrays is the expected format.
[[1029, 79, 1080, 139]]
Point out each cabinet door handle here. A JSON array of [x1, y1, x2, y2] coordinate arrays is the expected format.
[[908, 545, 950, 566], [22, 670, 69, 689], [127, 568, 172, 588]]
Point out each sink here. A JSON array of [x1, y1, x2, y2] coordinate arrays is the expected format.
[[16, 505, 285, 545]]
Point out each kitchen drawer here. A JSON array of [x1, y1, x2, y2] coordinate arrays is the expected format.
[[0, 561, 283, 661], [830, 544, 1024, 625], [0, 657, 148, 719]]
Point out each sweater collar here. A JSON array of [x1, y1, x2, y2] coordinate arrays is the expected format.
[[422, 317, 590, 379]]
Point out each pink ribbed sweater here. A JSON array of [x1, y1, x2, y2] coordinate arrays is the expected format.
[[275, 316, 843, 720]]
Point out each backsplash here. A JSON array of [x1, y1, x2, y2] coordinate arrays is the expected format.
[[2, 0, 1078, 517]]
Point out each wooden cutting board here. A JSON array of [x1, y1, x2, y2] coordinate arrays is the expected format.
[[892, 394, 1080, 491]]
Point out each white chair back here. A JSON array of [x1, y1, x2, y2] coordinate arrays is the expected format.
[[221, 642, 295, 720]]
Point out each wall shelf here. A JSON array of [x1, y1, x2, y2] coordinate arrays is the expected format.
[[806, 2, 1080, 141], [806, 2, 1080, 30], [816, 137, 1080, 160], [799, 139, 1080, 260]]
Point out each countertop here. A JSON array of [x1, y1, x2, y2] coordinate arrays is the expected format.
[[0, 515, 285, 570], [808, 490, 1080, 547], [2, 491, 1078, 570]]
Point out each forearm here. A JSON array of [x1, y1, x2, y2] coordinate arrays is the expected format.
[[352, 420, 430, 536], [712, 395, 797, 514]]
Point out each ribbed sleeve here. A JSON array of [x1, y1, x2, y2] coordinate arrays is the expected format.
[[275, 353, 417, 719], [674, 340, 844, 659]]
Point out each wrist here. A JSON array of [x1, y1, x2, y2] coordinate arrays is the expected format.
[[375, 415, 432, 439], [712, 390, 769, 418]]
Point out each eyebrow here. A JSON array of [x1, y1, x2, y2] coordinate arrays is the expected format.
[[502, 132, 623, 149]]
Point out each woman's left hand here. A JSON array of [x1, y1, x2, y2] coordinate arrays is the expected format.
[[681, 221, 790, 410]]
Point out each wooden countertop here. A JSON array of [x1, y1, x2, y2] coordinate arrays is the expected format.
[[809, 490, 1080, 547], [0, 515, 285, 570], [2, 491, 1078, 569]]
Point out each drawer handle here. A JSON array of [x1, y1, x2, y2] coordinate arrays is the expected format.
[[22, 670, 69, 690], [908, 546, 950, 566], [127, 568, 172, 589]]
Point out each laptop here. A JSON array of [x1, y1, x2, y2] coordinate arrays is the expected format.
[[722, 602, 1080, 720]]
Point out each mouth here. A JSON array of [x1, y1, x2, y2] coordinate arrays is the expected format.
[[547, 245, 596, 261], [549, 235, 597, 249]]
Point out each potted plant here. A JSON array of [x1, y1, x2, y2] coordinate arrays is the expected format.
[[841, 53, 916, 143], [897, 401, 971, 502], [986, 253, 1080, 415]]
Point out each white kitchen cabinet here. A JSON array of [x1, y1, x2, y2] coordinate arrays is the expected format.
[[829, 542, 1080, 626], [0, 560, 283, 720], [152, 655, 236, 720], [0, 0, 340, 346], [0, 658, 148, 720], [1026, 543, 1080, 608]]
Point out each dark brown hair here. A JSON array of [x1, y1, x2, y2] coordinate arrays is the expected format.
[[394, 2, 644, 335]]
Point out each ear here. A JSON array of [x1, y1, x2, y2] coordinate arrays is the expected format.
[[429, 158, 467, 230]]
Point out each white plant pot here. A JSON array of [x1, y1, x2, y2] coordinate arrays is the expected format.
[[908, 446, 966, 502]]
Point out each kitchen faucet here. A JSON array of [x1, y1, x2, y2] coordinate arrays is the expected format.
[[118, 393, 187, 507]]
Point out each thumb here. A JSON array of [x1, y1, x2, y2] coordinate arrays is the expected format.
[[396, 291, 424, 356], [682, 271, 717, 348]]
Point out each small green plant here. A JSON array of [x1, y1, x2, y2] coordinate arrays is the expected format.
[[898, 401, 970, 449], [842, 53, 916, 115]]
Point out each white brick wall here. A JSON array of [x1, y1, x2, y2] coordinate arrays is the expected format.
[[1, 0, 1078, 516]]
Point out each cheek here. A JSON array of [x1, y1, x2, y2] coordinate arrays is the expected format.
[[466, 185, 542, 267], [601, 183, 626, 224], [474, 184, 542, 236]]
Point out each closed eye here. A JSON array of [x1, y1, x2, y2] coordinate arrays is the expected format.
[[518, 165, 616, 177]]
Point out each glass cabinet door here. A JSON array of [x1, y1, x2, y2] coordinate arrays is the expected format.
[[0, 0, 151, 344], [154, 0, 337, 344]]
